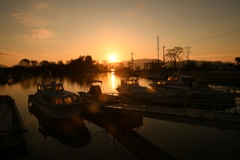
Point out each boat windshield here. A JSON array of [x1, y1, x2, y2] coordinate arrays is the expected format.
[[45, 85, 53, 91], [55, 98, 63, 105], [37, 83, 64, 91], [157, 81, 166, 85], [55, 84, 63, 91], [64, 97, 72, 104], [49, 96, 77, 105], [167, 76, 179, 82]]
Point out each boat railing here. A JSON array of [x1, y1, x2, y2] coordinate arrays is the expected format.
[[209, 84, 237, 92], [107, 88, 240, 114]]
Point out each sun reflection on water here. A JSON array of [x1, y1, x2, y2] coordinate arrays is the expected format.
[[111, 71, 115, 90]]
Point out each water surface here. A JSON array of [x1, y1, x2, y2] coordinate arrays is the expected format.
[[1, 72, 240, 160]]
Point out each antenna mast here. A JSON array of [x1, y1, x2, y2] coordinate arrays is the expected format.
[[131, 52, 134, 71]]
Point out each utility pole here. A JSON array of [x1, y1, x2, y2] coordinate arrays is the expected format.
[[163, 45, 165, 62], [157, 36, 160, 63]]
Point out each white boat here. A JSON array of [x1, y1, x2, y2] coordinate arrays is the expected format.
[[149, 73, 209, 94], [28, 81, 88, 119], [116, 74, 236, 110], [116, 76, 151, 97]]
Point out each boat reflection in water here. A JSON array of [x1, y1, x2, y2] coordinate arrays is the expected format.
[[28, 106, 91, 150], [83, 104, 175, 160]]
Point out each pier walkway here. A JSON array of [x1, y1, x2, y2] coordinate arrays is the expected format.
[[100, 102, 240, 132], [83, 108, 175, 160]]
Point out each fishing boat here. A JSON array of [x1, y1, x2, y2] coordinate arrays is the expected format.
[[0, 95, 28, 159], [28, 81, 89, 119], [79, 80, 119, 105]]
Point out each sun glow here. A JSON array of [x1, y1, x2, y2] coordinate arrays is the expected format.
[[109, 54, 117, 62]]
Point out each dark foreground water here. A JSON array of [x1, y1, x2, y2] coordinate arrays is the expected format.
[[1, 72, 240, 160]]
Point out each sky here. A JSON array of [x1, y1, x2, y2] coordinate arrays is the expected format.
[[1, 0, 240, 67]]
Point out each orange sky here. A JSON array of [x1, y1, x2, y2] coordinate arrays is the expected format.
[[1, 0, 240, 67]]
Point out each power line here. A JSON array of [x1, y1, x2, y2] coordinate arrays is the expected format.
[[166, 28, 240, 47], [131, 27, 240, 57]]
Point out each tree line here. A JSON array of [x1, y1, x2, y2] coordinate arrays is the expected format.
[[4, 46, 239, 77], [12, 55, 111, 76]]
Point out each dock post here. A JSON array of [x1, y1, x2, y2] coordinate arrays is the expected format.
[[234, 87, 237, 113]]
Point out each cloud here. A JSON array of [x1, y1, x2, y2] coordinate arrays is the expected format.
[[0, 52, 21, 57], [11, 11, 36, 26], [0, 52, 11, 56], [25, 29, 53, 39]]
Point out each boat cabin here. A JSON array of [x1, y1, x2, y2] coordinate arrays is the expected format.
[[120, 77, 139, 86], [167, 75, 193, 88], [45, 95, 78, 105], [36, 81, 80, 105]]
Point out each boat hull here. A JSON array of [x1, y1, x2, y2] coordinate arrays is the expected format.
[[28, 95, 88, 119]]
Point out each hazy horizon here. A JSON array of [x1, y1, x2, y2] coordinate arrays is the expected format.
[[1, 57, 237, 68]]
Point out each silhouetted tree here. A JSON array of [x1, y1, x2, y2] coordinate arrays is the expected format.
[[31, 60, 38, 66], [18, 59, 31, 66], [165, 47, 183, 69], [85, 55, 93, 71], [57, 60, 64, 65], [184, 46, 191, 61], [40, 60, 50, 66]]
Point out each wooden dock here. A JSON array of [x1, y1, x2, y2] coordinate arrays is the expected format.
[[100, 103, 240, 132], [83, 107, 175, 160]]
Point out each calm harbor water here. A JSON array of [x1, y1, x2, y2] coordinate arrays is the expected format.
[[1, 72, 240, 160]]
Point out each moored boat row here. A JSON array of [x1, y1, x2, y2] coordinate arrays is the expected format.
[[116, 73, 237, 110], [26, 73, 238, 120]]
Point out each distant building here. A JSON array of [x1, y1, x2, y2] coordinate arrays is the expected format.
[[143, 60, 164, 71]]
